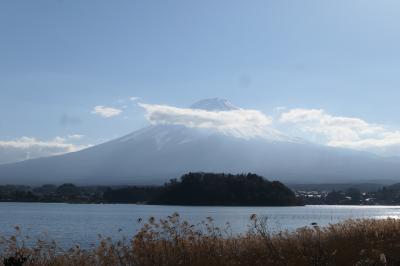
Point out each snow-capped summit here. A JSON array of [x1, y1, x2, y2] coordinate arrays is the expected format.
[[190, 98, 239, 111], [1, 99, 400, 186]]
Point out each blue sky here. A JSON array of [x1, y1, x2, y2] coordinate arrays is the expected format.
[[2, 0, 400, 163]]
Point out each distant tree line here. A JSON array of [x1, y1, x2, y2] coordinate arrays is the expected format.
[[298, 184, 400, 205], [4, 173, 400, 206], [0, 184, 106, 203], [103, 186, 160, 203], [0, 172, 300, 206]]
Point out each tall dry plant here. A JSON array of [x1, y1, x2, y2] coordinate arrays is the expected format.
[[1, 213, 399, 265]]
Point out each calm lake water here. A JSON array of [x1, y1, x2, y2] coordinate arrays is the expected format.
[[1, 203, 400, 249]]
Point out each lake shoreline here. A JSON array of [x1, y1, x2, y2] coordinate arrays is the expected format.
[[1, 215, 400, 265], [1, 200, 397, 207]]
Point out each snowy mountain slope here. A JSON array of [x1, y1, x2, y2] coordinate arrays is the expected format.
[[0, 99, 399, 185]]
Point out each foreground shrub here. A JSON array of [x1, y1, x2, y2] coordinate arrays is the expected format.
[[1, 214, 400, 265]]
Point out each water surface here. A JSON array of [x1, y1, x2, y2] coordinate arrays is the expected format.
[[1, 203, 399, 248]]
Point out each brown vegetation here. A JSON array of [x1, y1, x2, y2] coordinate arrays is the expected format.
[[1, 214, 399, 265]]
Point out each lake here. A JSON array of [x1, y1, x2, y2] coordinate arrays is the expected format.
[[1, 203, 400, 249]]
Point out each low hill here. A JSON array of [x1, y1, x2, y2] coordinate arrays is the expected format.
[[149, 172, 301, 206]]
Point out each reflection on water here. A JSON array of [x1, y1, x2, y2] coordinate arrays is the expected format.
[[1, 203, 400, 248], [372, 215, 400, 219]]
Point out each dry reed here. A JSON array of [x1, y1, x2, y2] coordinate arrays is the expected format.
[[1, 213, 399, 265]]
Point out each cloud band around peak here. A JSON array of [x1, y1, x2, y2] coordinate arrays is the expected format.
[[138, 103, 274, 139]]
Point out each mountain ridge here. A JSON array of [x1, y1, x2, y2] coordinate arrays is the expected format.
[[0, 99, 400, 185]]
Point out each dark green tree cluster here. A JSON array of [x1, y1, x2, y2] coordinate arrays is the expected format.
[[150, 172, 301, 206]]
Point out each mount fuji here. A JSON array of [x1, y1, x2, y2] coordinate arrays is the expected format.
[[0, 98, 400, 185]]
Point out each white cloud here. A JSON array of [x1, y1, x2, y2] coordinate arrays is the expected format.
[[139, 103, 276, 139], [0, 136, 91, 164], [279, 108, 400, 155], [91, 106, 122, 118], [129, 96, 139, 102], [67, 134, 84, 140]]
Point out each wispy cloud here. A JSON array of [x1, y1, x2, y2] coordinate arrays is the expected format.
[[0, 136, 91, 164], [279, 108, 400, 155], [129, 96, 140, 102], [10, 100, 400, 163], [139, 101, 400, 156], [91, 106, 122, 118], [67, 134, 84, 140], [139, 103, 276, 139]]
